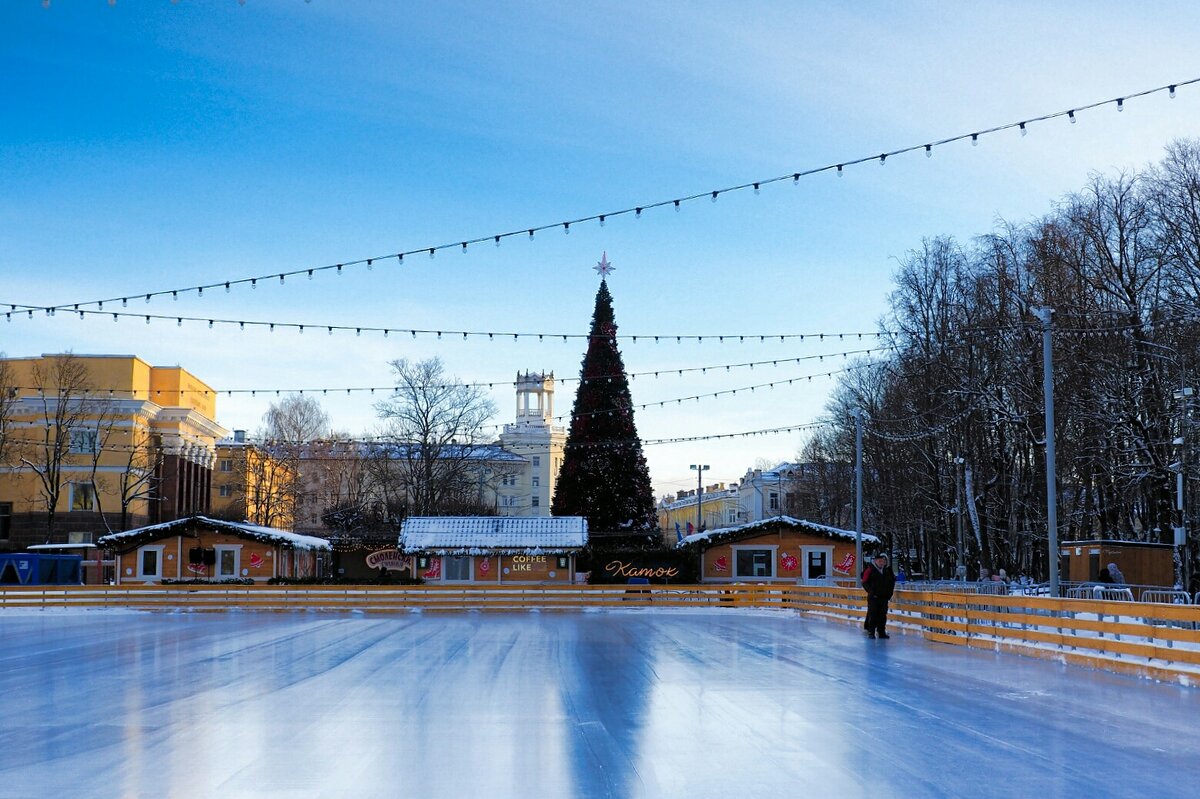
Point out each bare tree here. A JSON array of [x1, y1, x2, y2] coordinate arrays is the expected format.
[[17, 355, 107, 538], [370, 358, 498, 516], [221, 395, 332, 529], [0, 355, 17, 467]]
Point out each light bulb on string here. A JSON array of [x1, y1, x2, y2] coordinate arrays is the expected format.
[[1068, 110, 1077, 123], [563, 222, 570, 235], [879, 153, 887, 165], [429, 248, 436, 258], [1116, 98, 1124, 112], [251, 279, 257, 289], [674, 200, 681, 212], [753, 183, 760, 195], [494, 235, 501, 247], [1020, 122, 1027, 136], [711, 191, 719, 203], [599, 215, 606, 227], [837, 164, 844, 178], [366, 259, 373, 271], [925, 144, 932, 157], [1170, 85, 1177, 98], [971, 133, 979, 146]]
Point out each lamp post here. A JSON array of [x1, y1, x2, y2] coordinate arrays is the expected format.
[[1033, 306, 1059, 597], [690, 464, 709, 533], [1174, 386, 1194, 589], [955, 455, 965, 580]]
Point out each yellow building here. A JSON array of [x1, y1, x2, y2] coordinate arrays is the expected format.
[[657, 482, 740, 543], [0, 353, 228, 550], [211, 431, 297, 531]]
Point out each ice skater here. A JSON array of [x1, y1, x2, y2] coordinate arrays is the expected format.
[[861, 553, 897, 639]]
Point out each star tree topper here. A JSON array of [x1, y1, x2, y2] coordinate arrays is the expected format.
[[593, 251, 615, 278]]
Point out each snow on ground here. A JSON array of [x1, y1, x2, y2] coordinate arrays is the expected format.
[[1, 609, 1197, 799]]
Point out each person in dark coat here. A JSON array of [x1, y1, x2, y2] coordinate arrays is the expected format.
[[861, 553, 897, 639]]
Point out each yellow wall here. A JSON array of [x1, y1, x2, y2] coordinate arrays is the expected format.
[[0, 354, 224, 539], [211, 443, 296, 530]]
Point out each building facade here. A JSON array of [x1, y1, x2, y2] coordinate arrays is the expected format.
[[657, 483, 740, 542], [498, 372, 566, 517], [211, 431, 297, 531], [0, 354, 227, 550]]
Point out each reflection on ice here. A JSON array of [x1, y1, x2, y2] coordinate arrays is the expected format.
[[0, 610, 1197, 798]]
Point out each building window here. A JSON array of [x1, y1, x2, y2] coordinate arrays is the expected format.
[[444, 556, 472, 581], [69, 428, 99, 454], [215, 546, 241, 579], [768, 492, 779, 511], [532, 476, 540, 487], [219, 485, 233, 498], [137, 546, 165, 580], [531, 497, 540, 508], [734, 547, 775, 579], [727, 510, 737, 524], [501, 496, 515, 507], [0, 502, 10, 541], [502, 475, 516, 487], [532, 456, 540, 468], [70, 482, 96, 512], [219, 459, 233, 472]]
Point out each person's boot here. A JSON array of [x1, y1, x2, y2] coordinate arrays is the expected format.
[[867, 630, 875, 638], [878, 631, 890, 639]]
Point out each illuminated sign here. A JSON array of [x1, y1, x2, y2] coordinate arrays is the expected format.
[[508, 555, 547, 573], [604, 559, 679, 580], [365, 549, 411, 571]]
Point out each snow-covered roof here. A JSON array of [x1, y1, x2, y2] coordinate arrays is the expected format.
[[400, 516, 588, 555], [678, 515, 880, 548], [26, 543, 98, 550], [97, 516, 331, 551]]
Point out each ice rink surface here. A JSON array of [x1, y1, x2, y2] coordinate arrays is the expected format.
[[1, 609, 1196, 799]]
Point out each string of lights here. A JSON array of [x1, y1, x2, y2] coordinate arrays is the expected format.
[[3, 346, 894, 398], [31, 417, 834, 458], [860, 395, 986, 443], [34, 77, 1196, 313], [2, 301, 894, 343]]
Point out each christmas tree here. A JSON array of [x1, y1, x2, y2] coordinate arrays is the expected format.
[[551, 254, 658, 534]]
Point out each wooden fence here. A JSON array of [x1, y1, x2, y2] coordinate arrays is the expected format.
[[4, 583, 1199, 682]]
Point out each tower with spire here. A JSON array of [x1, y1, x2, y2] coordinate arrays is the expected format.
[[499, 371, 566, 517]]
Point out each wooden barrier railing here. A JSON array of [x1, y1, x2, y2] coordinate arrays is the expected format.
[[3, 583, 1198, 682]]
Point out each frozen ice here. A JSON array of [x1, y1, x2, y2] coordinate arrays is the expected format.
[[0, 609, 1196, 798]]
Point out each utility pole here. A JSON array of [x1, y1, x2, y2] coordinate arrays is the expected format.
[[1174, 386, 1193, 589], [1033, 307, 1060, 597], [690, 464, 709, 533], [853, 408, 864, 585], [955, 455, 965, 580]]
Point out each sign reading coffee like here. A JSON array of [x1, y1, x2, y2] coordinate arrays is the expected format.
[[604, 559, 680, 580], [508, 555, 547, 572]]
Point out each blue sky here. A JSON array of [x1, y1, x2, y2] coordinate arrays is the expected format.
[[3, 1, 1200, 498]]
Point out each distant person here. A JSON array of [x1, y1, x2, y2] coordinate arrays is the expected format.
[[992, 569, 1007, 583], [861, 553, 897, 639], [896, 566, 907, 583], [1106, 563, 1126, 585], [1097, 568, 1114, 584]]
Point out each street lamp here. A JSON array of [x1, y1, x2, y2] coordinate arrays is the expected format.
[[690, 464, 709, 533], [954, 456, 965, 580]]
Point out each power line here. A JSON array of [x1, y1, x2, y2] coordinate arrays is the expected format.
[[32, 77, 1196, 313]]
